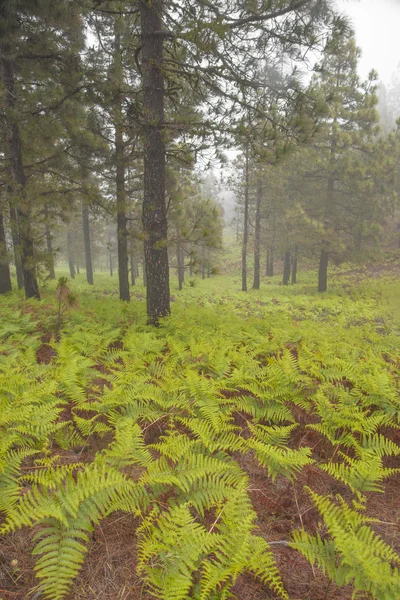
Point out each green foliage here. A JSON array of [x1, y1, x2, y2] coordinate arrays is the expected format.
[[0, 268, 399, 599], [292, 490, 400, 600]]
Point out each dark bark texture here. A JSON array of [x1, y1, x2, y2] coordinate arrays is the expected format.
[[241, 145, 249, 292], [318, 248, 329, 292], [291, 245, 298, 284], [130, 253, 136, 286], [114, 23, 130, 302], [9, 202, 24, 288], [82, 202, 93, 285], [140, 0, 170, 324], [0, 212, 12, 294], [45, 206, 55, 279], [282, 250, 291, 286], [67, 227, 75, 279], [2, 57, 39, 299], [252, 178, 262, 290]]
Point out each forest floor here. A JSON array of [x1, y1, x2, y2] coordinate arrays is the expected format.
[[0, 254, 400, 600]]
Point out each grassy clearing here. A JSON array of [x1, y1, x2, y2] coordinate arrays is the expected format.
[[0, 261, 400, 600]]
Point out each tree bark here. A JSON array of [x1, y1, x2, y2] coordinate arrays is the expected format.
[[318, 248, 328, 292], [82, 202, 93, 285], [140, 0, 170, 324], [114, 22, 130, 302], [266, 250, 274, 277], [130, 252, 136, 286], [2, 57, 40, 299], [0, 212, 12, 294], [176, 239, 184, 291], [242, 144, 249, 292], [282, 250, 291, 285], [67, 227, 75, 279], [252, 177, 262, 289], [142, 257, 147, 287], [291, 245, 298, 284], [109, 248, 113, 277], [9, 202, 24, 288], [45, 206, 55, 279]]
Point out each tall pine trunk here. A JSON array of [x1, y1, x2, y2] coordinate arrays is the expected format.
[[67, 227, 75, 279], [0, 212, 12, 294], [319, 176, 335, 293], [252, 177, 262, 289], [242, 144, 249, 292], [2, 57, 39, 299], [282, 250, 291, 285], [176, 236, 184, 291], [114, 22, 130, 302], [318, 248, 329, 292], [266, 250, 274, 277], [9, 203, 24, 288], [130, 253, 136, 286], [82, 202, 93, 285], [291, 245, 298, 284], [45, 206, 55, 280], [140, 0, 170, 324]]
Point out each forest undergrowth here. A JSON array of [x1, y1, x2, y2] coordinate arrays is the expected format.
[[1, 258, 400, 600]]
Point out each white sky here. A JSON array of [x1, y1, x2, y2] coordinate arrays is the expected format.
[[336, 0, 400, 83]]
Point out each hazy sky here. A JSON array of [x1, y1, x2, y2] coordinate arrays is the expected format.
[[336, 0, 400, 83]]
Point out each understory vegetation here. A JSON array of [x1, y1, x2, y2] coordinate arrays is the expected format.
[[1, 257, 400, 600]]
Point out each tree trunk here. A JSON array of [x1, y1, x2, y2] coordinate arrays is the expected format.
[[9, 203, 24, 288], [318, 248, 328, 292], [45, 206, 55, 280], [0, 212, 12, 294], [252, 177, 262, 289], [130, 253, 136, 286], [67, 227, 75, 279], [114, 22, 130, 302], [291, 245, 298, 284], [176, 240, 184, 291], [109, 249, 113, 277], [242, 144, 249, 292], [76, 263, 80, 275], [2, 57, 39, 299], [266, 250, 274, 277], [143, 257, 147, 287], [140, 0, 170, 324], [282, 250, 291, 285], [82, 202, 93, 285]]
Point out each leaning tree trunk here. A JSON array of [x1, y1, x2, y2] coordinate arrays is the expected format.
[[140, 0, 170, 324], [82, 202, 93, 285], [9, 202, 24, 288], [2, 57, 39, 299], [114, 21, 130, 302], [242, 144, 249, 292], [291, 244, 298, 284], [0, 212, 12, 294], [252, 177, 262, 290], [282, 250, 291, 285], [67, 227, 75, 279]]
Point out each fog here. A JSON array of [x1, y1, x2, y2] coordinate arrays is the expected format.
[[336, 0, 400, 83]]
